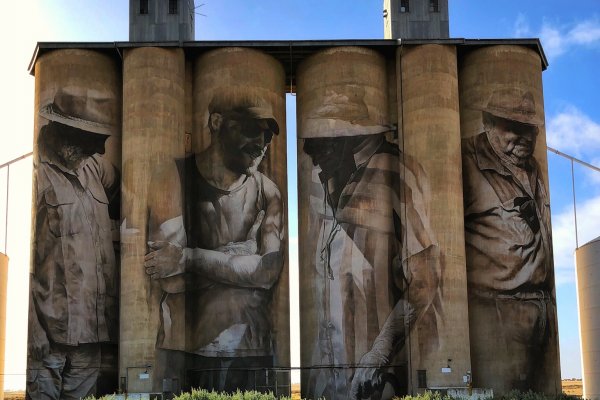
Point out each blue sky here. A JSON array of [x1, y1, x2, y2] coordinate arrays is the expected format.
[[1, 0, 599, 390]]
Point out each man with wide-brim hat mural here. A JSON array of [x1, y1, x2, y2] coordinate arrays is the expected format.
[[300, 85, 442, 400], [27, 87, 120, 399], [462, 87, 560, 392]]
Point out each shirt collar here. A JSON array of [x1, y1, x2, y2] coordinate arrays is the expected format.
[[353, 134, 384, 168]]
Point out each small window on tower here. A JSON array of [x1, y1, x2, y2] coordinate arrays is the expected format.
[[169, 0, 178, 14], [139, 0, 148, 14], [400, 0, 409, 12], [429, 0, 439, 12]]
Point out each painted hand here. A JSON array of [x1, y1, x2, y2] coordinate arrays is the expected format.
[[28, 325, 50, 360], [144, 241, 185, 279], [349, 348, 387, 400]]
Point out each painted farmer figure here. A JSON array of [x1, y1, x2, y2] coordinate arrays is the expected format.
[[301, 87, 442, 400], [27, 88, 120, 399], [144, 90, 284, 393], [462, 88, 560, 393]]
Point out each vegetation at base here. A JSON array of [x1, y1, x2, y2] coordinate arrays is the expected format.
[[82, 389, 581, 400], [174, 389, 291, 400], [82, 395, 117, 400], [396, 390, 583, 400]]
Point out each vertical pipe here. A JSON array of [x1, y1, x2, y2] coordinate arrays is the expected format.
[[121, 47, 186, 393], [571, 159, 579, 248], [3, 165, 8, 254], [459, 45, 561, 395], [399, 44, 470, 391]]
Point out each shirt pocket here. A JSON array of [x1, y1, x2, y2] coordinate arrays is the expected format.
[[43, 189, 82, 237], [88, 182, 111, 233], [499, 196, 536, 245]]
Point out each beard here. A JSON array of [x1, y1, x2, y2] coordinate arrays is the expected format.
[[57, 145, 88, 169], [220, 140, 267, 176]]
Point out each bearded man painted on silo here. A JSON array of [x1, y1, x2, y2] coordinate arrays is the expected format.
[[463, 88, 560, 392], [27, 87, 120, 400], [300, 85, 442, 400]]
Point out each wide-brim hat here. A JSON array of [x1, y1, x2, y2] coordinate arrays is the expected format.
[[208, 89, 279, 135], [475, 87, 544, 126], [39, 87, 117, 136], [299, 86, 393, 139]]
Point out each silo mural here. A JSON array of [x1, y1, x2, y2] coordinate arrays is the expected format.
[[459, 45, 561, 394], [128, 46, 289, 394], [27, 49, 122, 399], [297, 46, 443, 400]]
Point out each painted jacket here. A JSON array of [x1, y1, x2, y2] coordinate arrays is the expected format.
[[306, 135, 441, 399], [30, 149, 119, 346], [462, 132, 553, 293]]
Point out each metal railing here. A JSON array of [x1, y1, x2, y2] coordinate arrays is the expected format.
[[0, 152, 33, 254]]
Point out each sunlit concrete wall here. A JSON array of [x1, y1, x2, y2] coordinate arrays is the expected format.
[[459, 45, 561, 395], [400, 44, 470, 391], [576, 237, 600, 400], [0, 252, 8, 400]]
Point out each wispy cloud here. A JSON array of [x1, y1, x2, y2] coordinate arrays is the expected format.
[[546, 106, 600, 158], [552, 195, 600, 285], [513, 17, 600, 59], [514, 13, 531, 37]]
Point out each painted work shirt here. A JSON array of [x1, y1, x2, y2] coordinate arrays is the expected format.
[[307, 137, 440, 399], [31, 150, 119, 346], [157, 155, 282, 358], [462, 132, 553, 293]]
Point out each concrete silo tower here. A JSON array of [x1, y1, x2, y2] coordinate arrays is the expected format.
[[576, 237, 600, 400]]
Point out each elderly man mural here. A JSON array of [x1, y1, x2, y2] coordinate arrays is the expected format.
[[462, 88, 560, 392], [144, 90, 284, 393], [301, 86, 442, 400], [27, 88, 120, 399]]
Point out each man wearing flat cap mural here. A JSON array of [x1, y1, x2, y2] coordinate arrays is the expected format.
[[463, 88, 560, 392], [27, 87, 120, 399], [301, 85, 442, 400], [144, 89, 284, 393]]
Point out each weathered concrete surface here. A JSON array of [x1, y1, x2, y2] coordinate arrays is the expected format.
[[400, 44, 470, 391], [121, 47, 186, 393], [576, 238, 600, 400], [31, 49, 122, 397], [459, 45, 560, 395], [192, 47, 290, 385], [0, 253, 8, 400]]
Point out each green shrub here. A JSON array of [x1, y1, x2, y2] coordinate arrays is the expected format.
[[396, 390, 455, 400], [174, 388, 291, 400]]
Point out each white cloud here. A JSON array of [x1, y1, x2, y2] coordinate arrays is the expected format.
[[539, 23, 567, 59], [513, 13, 531, 37], [546, 106, 600, 158], [552, 195, 600, 285], [514, 17, 600, 60], [569, 20, 600, 45]]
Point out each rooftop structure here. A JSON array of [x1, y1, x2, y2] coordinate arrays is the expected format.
[[129, 0, 195, 42], [383, 0, 449, 39]]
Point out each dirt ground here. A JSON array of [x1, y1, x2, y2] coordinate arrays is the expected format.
[[562, 379, 583, 397]]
